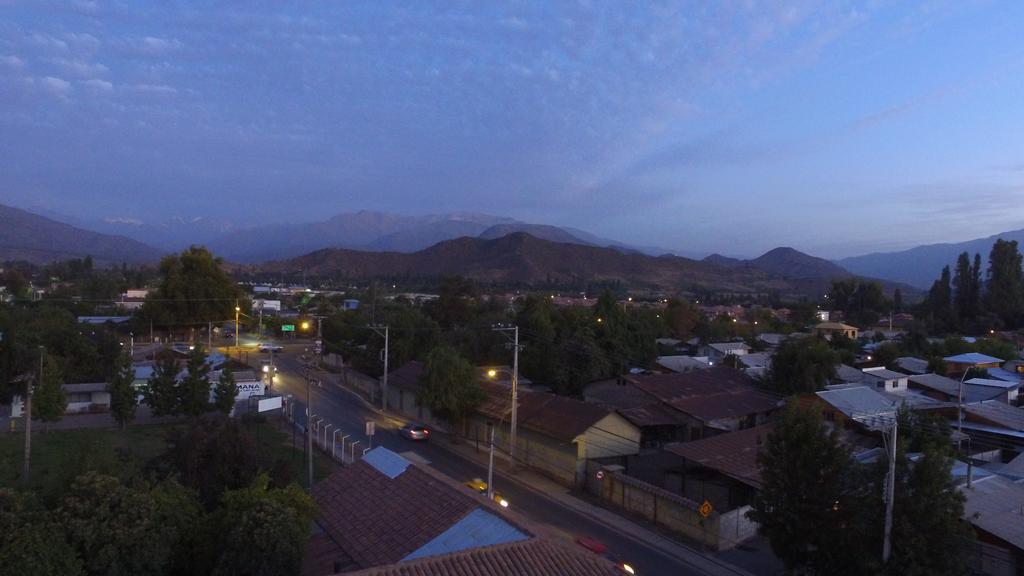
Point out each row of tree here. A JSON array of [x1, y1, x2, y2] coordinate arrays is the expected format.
[[924, 239, 1024, 331]]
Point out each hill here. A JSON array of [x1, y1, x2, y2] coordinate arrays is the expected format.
[[256, 233, 852, 295], [837, 228, 1024, 288], [0, 204, 163, 265], [703, 247, 852, 280]]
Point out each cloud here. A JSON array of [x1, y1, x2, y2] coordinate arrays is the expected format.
[[28, 33, 68, 51], [51, 58, 109, 78], [83, 78, 114, 92], [36, 75, 72, 98], [126, 83, 178, 96], [136, 36, 182, 54], [0, 55, 24, 69]]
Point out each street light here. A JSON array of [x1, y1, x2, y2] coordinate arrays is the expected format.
[[301, 321, 310, 331]]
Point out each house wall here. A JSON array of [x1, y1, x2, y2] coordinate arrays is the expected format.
[[66, 391, 110, 413], [470, 416, 581, 487], [580, 413, 641, 459]]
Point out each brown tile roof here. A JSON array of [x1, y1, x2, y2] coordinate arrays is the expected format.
[[626, 367, 780, 424], [302, 531, 358, 576], [341, 538, 624, 576], [476, 382, 612, 442], [313, 456, 479, 569], [664, 424, 774, 488]]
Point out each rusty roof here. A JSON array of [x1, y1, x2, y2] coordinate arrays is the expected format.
[[626, 367, 781, 424], [341, 538, 624, 576], [476, 382, 613, 442], [665, 424, 774, 488], [618, 403, 691, 427]]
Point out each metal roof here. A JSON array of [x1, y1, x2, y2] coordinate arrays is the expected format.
[[862, 368, 908, 381], [966, 378, 1020, 390], [816, 386, 896, 418], [402, 508, 528, 562], [961, 475, 1024, 549], [944, 352, 1003, 365], [362, 447, 411, 479]]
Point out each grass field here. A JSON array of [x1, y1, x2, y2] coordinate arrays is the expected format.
[[0, 418, 335, 500]]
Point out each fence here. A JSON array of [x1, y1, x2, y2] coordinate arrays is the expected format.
[[281, 396, 369, 465]]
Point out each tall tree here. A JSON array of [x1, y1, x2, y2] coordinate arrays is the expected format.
[[986, 239, 1024, 327], [970, 252, 983, 317], [926, 265, 954, 330], [663, 298, 701, 339], [179, 346, 211, 419], [213, 365, 238, 416], [892, 288, 903, 314], [749, 403, 875, 574], [416, 346, 484, 437], [952, 252, 972, 323], [106, 350, 137, 429], [33, 354, 66, 429], [144, 352, 180, 417]]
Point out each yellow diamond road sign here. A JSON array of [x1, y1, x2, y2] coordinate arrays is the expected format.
[[699, 500, 713, 519]]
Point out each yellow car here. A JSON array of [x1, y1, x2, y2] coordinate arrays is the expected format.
[[464, 478, 509, 508]]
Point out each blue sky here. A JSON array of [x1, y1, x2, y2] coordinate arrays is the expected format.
[[1, 1, 1023, 258]]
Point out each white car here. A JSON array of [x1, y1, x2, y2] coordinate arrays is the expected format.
[[259, 344, 284, 353]]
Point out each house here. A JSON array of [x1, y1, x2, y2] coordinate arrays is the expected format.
[[304, 447, 620, 576], [944, 353, 1003, 377], [11, 382, 111, 417], [664, 423, 773, 515], [699, 342, 750, 362], [252, 299, 282, 313], [960, 474, 1024, 576], [471, 383, 641, 487], [812, 322, 859, 340], [909, 373, 1004, 404], [861, 367, 909, 393], [655, 355, 710, 373], [966, 378, 1020, 405], [586, 368, 780, 447], [804, 385, 896, 429], [737, 352, 772, 378], [757, 332, 786, 347], [894, 356, 929, 375], [834, 364, 866, 384]]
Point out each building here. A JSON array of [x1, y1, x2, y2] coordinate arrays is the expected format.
[[944, 353, 1004, 377], [655, 355, 711, 373], [305, 446, 622, 575], [961, 474, 1024, 576], [861, 367, 909, 392], [966, 378, 1021, 405], [699, 342, 750, 362], [909, 373, 1004, 404], [812, 322, 859, 340], [11, 382, 111, 416], [117, 288, 149, 311], [804, 385, 896, 429], [343, 299, 360, 310], [894, 356, 929, 375]]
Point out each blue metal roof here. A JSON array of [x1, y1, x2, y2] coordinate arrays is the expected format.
[[402, 508, 528, 562], [77, 316, 132, 324], [985, 368, 1021, 383], [944, 352, 1003, 365], [362, 447, 411, 479]]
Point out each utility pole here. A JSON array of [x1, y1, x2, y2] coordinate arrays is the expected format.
[[369, 325, 389, 411], [306, 375, 313, 492], [487, 426, 495, 500], [207, 321, 212, 351], [23, 346, 43, 484], [234, 301, 240, 351], [493, 325, 521, 467], [882, 417, 897, 564]]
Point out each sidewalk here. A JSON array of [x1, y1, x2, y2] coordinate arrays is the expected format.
[[322, 368, 760, 576]]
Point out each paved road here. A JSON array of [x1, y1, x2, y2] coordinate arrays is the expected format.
[[249, 341, 741, 576]]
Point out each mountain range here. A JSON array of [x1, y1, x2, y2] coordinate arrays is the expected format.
[[0, 204, 163, 265], [836, 228, 1024, 288], [252, 232, 888, 297]]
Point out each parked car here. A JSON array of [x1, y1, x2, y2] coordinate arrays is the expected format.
[[399, 423, 430, 441], [259, 344, 284, 353], [575, 536, 636, 574]]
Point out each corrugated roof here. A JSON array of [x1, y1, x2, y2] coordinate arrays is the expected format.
[[707, 342, 750, 352], [627, 368, 780, 423], [966, 378, 1020, 390], [656, 355, 710, 373], [908, 373, 960, 396], [665, 424, 773, 488], [618, 403, 691, 427], [985, 368, 1022, 383], [344, 538, 624, 576], [363, 447, 412, 479], [815, 322, 858, 330], [477, 383, 613, 442], [895, 357, 929, 375], [816, 386, 896, 419], [944, 353, 1003, 365], [862, 368, 908, 381], [961, 475, 1024, 549], [964, 401, 1024, 432], [403, 508, 528, 562]]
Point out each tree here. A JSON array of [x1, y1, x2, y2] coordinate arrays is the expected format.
[[106, 350, 137, 429], [893, 288, 903, 314], [211, 475, 316, 576], [926, 265, 954, 331], [141, 246, 241, 327], [663, 298, 700, 339], [145, 352, 180, 417], [417, 346, 484, 437], [33, 353, 66, 429], [762, 337, 840, 395], [58, 472, 175, 576], [213, 365, 238, 415], [749, 403, 875, 574], [179, 346, 211, 419], [0, 489, 84, 576], [926, 356, 947, 375], [953, 252, 972, 324], [986, 239, 1024, 327], [153, 417, 259, 509]]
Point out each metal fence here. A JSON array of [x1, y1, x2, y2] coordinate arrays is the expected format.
[[281, 396, 370, 465]]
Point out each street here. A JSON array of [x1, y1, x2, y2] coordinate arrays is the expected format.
[[254, 340, 739, 576]]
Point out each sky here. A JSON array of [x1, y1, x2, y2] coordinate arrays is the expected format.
[[2, 1, 1024, 259]]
